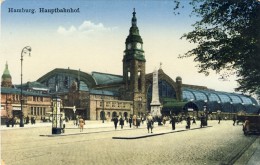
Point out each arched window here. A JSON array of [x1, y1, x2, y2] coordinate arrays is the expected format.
[[147, 80, 176, 110], [138, 71, 141, 91], [112, 111, 117, 118]]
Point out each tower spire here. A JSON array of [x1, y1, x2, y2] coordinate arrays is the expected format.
[[1, 61, 12, 87], [132, 8, 137, 27]]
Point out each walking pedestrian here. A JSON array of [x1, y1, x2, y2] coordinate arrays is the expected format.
[[31, 116, 33, 125], [146, 114, 154, 133], [136, 116, 141, 128], [186, 116, 191, 129], [11, 117, 15, 127], [133, 115, 137, 126], [170, 116, 176, 130], [76, 116, 79, 126], [162, 116, 167, 126], [218, 116, 221, 124], [113, 116, 119, 130], [192, 117, 196, 125], [200, 115, 205, 128], [119, 117, 124, 129], [232, 115, 236, 126], [79, 117, 85, 132], [26, 116, 29, 124], [61, 118, 66, 133], [129, 116, 133, 128]]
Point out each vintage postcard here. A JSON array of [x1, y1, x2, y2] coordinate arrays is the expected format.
[[1, 1, 259, 165]]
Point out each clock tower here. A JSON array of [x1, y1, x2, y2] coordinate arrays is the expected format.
[[123, 9, 146, 116]]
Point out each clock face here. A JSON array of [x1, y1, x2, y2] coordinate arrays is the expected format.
[[137, 43, 142, 49], [127, 43, 132, 49]]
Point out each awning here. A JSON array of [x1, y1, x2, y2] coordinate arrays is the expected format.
[[13, 107, 21, 111], [162, 101, 188, 112]]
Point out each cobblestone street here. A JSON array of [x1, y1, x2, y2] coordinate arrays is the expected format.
[[1, 120, 259, 165]]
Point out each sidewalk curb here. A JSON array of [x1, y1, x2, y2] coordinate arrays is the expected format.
[[112, 126, 213, 139], [220, 136, 258, 165], [39, 127, 146, 137], [1, 124, 52, 130], [39, 126, 212, 138]]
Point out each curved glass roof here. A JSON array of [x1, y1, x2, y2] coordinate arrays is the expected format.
[[183, 90, 195, 100], [182, 88, 259, 114], [92, 72, 123, 85], [218, 94, 231, 103], [208, 93, 220, 102], [229, 95, 241, 104], [183, 88, 257, 105], [194, 91, 207, 101]]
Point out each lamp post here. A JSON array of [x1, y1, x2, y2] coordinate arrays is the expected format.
[[20, 46, 32, 127]]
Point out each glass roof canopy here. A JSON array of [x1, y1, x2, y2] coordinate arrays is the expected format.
[[182, 88, 259, 114], [183, 88, 257, 105]]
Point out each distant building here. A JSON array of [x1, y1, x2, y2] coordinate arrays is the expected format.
[[1, 63, 51, 125]]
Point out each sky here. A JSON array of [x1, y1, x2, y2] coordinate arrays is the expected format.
[[1, 0, 239, 93]]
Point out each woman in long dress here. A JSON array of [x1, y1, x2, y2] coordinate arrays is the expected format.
[[79, 117, 85, 132]]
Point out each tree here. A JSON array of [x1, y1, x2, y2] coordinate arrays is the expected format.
[[176, 0, 260, 94]]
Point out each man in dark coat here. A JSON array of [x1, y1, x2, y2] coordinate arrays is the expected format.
[[186, 116, 191, 129], [147, 114, 154, 133], [136, 116, 141, 128], [119, 117, 124, 129], [26, 116, 29, 124], [218, 116, 221, 124], [170, 116, 176, 130], [113, 116, 119, 130], [232, 115, 236, 126], [129, 116, 133, 128], [201, 115, 205, 128]]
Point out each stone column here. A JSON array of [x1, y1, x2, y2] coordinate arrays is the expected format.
[[150, 68, 161, 117]]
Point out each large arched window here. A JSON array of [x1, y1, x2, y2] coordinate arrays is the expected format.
[[158, 80, 176, 98], [147, 80, 176, 110], [183, 90, 195, 101]]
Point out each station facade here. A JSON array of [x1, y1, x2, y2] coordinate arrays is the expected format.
[[36, 10, 259, 119]]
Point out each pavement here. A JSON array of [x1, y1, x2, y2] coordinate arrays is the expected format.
[[1, 120, 210, 138], [1, 120, 259, 165], [234, 136, 260, 165]]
